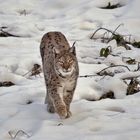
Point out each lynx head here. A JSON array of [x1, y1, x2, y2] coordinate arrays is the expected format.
[[54, 46, 77, 77]]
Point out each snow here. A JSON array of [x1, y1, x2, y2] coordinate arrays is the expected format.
[[0, 0, 140, 139]]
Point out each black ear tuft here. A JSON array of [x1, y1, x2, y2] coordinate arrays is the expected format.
[[69, 46, 76, 55]]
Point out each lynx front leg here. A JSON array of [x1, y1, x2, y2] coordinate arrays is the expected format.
[[50, 88, 68, 119], [63, 90, 74, 118]]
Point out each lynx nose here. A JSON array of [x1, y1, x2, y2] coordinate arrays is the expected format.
[[63, 67, 71, 72], [63, 68, 69, 72]]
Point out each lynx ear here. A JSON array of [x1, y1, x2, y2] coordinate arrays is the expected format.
[[69, 46, 76, 55]]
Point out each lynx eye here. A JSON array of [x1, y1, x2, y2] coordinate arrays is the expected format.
[[58, 61, 64, 65], [69, 59, 73, 64]]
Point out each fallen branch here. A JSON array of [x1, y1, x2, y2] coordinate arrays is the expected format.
[[90, 25, 131, 50], [30, 64, 42, 76], [78, 65, 131, 78], [100, 2, 123, 9], [97, 64, 131, 76], [0, 81, 15, 87], [23, 70, 32, 77], [8, 130, 31, 139], [0, 28, 20, 37], [23, 64, 42, 77], [79, 74, 97, 78]]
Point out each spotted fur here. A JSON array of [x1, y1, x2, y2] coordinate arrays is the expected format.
[[40, 32, 79, 119]]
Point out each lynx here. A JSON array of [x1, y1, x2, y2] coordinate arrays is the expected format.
[[40, 32, 79, 119]]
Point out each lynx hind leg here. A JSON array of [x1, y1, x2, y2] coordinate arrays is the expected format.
[[45, 94, 55, 113], [47, 102, 55, 113], [66, 110, 72, 118]]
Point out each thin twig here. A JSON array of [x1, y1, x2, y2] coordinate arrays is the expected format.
[[22, 70, 32, 77], [23, 64, 42, 77], [78, 65, 131, 78], [107, 23, 124, 43], [122, 56, 133, 61], [90, 27, 115, 39], [0, 26, 8, 30], [57, 123, 63, 126], [79, 74, 97, 78], [110, 54, 120, 57], [113, 24, 124, 34], [97, 64, 131, 75]]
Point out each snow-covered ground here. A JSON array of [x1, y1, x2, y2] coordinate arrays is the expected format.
[[0, 0, 140, 139]]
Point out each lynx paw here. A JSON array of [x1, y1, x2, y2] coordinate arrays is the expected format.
[[66, 110, 72, 118], [47, 105, 55, 113], [57, 105, 68, 119]]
